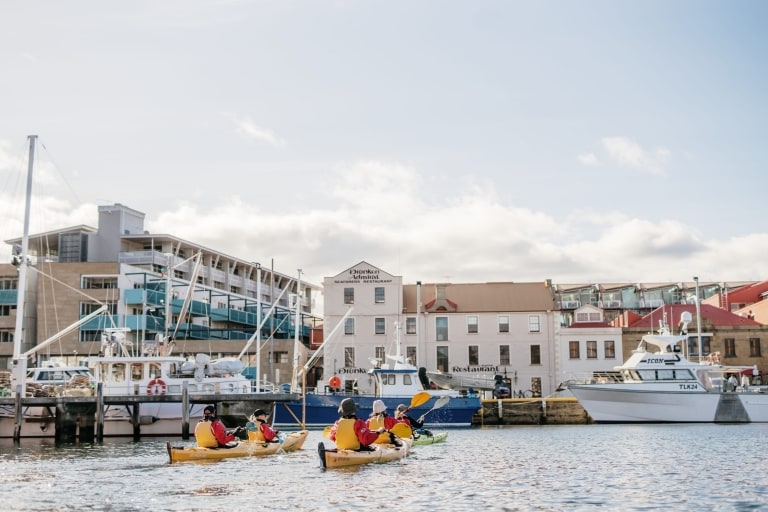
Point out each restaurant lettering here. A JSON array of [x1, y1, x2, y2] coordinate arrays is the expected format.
[[333, 268, 393, 284], [451, 365, 499, 373]]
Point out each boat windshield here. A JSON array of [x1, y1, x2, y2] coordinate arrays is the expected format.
[[635, 369, 695, 381]]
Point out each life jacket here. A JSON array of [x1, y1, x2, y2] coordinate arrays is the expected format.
[[245, 421, 265, 442], [194, 420, 218, 448], [369, 414, 394, 444], [334, 418, 360, 450]]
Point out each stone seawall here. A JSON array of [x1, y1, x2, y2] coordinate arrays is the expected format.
[[472, 397, 593, 425]]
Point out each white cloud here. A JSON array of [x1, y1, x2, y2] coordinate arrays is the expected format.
[[233, 117, 287, 147], [601, 136, 670, 175], [577, 153, 600, 167], [2, 157, 767, 289]]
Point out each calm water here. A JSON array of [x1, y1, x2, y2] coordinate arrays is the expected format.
[[1, 424, 766, 511]]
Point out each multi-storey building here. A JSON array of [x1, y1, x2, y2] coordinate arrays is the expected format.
[[321, 261, 558, 397], [0, 203, 322, 387]]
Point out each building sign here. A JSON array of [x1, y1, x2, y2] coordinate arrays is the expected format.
[[338, 367, 369, 375], [451, 365, 500, 373], [333, 267, 393, 284]]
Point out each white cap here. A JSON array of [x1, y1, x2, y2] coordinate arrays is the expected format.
[[372, 399, 386, 414]]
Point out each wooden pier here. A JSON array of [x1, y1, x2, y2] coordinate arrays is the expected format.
[[0, 381, 299, 443]]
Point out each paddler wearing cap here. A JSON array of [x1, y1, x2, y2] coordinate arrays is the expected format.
[[245, 408, 280, 442], [367, 400, 399, 444], [194, 404, 244, 448], [329, 398, 381, 450]]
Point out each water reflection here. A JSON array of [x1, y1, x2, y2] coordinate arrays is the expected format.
[[1, 425, 767, 511]]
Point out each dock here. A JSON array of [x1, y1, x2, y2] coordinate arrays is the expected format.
[[0, 382, 300, 442], [474, 397, 593, 425]]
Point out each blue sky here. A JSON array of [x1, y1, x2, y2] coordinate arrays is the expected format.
[[1, 1, 766, 287]]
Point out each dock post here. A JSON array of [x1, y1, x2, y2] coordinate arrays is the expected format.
[[96, 383, 104, 442], [182, 381, 190, 440], [13, 385, 22, 441], [132, 403, 141, 441]]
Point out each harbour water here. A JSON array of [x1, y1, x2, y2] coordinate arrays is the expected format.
[[1, 424, 766, 511]]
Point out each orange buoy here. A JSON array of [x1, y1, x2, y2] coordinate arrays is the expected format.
[[328, 375, 341, 389], [147, 378, 167, 395]]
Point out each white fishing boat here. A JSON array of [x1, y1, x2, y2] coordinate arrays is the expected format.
[[569, 311, 768, 423]]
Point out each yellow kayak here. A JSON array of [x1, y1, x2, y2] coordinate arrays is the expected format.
[[317, 438, 412, 469], [167, 430, 309, 463]]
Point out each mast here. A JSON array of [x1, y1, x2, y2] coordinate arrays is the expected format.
[[12, 135, 36, 361], [292, 269, 302, 387], [694, 276, 702, 361]]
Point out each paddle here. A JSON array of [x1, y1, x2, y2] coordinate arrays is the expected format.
[[417, 395, 450, 423]]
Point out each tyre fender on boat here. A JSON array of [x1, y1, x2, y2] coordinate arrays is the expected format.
[[147, 378, 167, 395]]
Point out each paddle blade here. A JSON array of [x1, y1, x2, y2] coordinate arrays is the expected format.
[[410, 391, 431, 409], [433, 396, 451, 410], [390, 423, 412, 439]]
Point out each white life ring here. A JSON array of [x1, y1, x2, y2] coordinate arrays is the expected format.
[[147, 378, 167, 395]]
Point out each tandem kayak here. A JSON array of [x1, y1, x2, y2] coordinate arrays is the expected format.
[[412, 430, 448, 446], [167, 430, 309, 463], [317, 438, 413, 469]]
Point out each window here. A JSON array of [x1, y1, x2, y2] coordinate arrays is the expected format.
[[499, 345, 510, 365], [436, 346, 449, 372], [688, 335, 712, 355], [0, 305, 12, 316], [498, 315, 509, 333], [81, 276, 118, 289], [0, 278, 18, 290], [436, 317, 448, 341], [344, 287, 354, 304], [530, 345, 541, 365], [467, 316, 478, 334], [344, 318, 355, 335], [750, 338, 761, 357], [80, 302, 117, 315], [374, 287, 385, 303], [344, 347, 355, 367], [0, 329, 14, 342], [273, 351, 289, 364], [569, 341, 580, 359], [406, 346, 417, 366], [405, 317, 416, 335], [724, 338, 736, 358], [528, 315, 540, 333], [586, 340, 597, 359], [468, 345, 479, 365], [374, 317, 386, 335], [375, 346, 385, 363], [604, 340, 615, 359]]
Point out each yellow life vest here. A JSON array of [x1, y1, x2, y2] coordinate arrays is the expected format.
[[194, 420, 218, 448], [368, 414, 391, 444], [246, 421, 266, 442], [334, 418, 360, 450]]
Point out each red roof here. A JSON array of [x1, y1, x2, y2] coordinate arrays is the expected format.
[[629, 303, 760, 329], [724, 281, 768, 305]]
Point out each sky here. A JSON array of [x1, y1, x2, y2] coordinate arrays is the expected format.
[[1, 0, 767, 289]]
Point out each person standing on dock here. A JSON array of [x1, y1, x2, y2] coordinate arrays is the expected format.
[[195, 404, 243, 448]]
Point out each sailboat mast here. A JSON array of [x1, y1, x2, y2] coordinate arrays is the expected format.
[[12, 135, 36, 360]]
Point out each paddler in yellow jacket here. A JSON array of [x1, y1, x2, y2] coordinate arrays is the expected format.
[[329, 398, 381, 450], [194, 404, 243, 448], [367, 399, 399, 444]]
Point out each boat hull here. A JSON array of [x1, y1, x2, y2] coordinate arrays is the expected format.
[[569, 385, 768, 423], [167, 430, 308, 463], [412, 430, 448, 445], [273, 394, 480, 428], [317, 438, 412, 469]]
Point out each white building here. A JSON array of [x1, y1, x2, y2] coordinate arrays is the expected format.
[[555, 304, 624, 386], [321, 261, 560, 397]]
